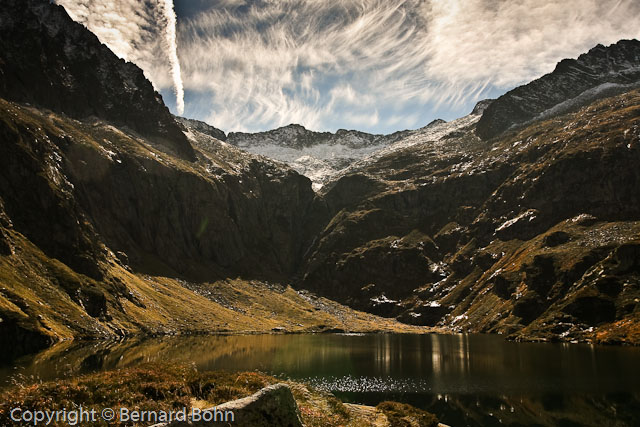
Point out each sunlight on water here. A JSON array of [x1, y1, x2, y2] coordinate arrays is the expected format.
[[303, 375, 431, 393]]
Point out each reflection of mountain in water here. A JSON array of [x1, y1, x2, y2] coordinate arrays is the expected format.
[[3, 334, 640, 426]]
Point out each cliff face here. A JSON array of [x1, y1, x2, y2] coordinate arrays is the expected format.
[[0, 0, 195, 161], [0, 92, 320, 358], [476, 39, 640, 140], [0, 0, 317, 282]]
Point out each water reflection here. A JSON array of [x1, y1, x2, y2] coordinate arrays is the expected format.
[[2, 333, 639, 426]]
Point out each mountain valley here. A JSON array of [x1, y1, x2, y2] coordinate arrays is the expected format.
[[0, 0, 639, 367]]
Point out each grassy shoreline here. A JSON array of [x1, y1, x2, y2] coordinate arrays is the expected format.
[[0, 364, 439, 427]]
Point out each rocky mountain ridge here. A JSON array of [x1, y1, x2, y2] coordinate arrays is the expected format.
[[229, 124, 387, 150], [225, 119, 449, 190], [477, 39, 640, 140]]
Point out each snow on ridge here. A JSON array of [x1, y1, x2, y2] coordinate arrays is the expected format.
[[224, 117, 477, 190], [534, 81, 640, 123], [182, 112, 480, 191], [330, 113, 481, 184], [239, 140, 387, 190]]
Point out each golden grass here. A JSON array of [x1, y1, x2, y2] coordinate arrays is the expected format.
[[0, 364, 437, 427]]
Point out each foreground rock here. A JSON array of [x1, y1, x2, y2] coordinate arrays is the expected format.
[[150, 384, 303, 427]]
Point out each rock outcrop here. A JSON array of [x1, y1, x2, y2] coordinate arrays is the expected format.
[[150, 383, 304, 427], [175, 116, 227, 142]]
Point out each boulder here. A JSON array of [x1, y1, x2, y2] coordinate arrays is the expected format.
[[150, 383, 303, 427]]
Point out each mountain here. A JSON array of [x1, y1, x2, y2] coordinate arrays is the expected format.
[[298, 77, 640, 344], [477, 39, 640, 140], [0, 0, 639, 359], [175, 116, 227, 142], [226, 120, 446, 190]]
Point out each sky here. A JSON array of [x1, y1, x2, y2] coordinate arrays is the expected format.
[[54, 0, 640, 134]]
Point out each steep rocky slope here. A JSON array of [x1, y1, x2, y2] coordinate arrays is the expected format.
[[477, 39, 640, 140], [299, 88, 640, 344], [0, 0, 194, 161], [0, 0, 318, 284]]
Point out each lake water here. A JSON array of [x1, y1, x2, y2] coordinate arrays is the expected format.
[[2, 333, 639, 426]]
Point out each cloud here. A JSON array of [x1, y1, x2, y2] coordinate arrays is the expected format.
[[177, 0, 640, 133], [56, 0, 640, 133], [423, 0, 640, 88], [158, 0, 184, 114]]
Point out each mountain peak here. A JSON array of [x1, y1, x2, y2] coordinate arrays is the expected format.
[[175, 116, 227, 142], [283, 123, 307, 130], [471, 99, 494, 115]]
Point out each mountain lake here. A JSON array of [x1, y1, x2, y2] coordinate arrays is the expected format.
[[1, 333, 639, 426]]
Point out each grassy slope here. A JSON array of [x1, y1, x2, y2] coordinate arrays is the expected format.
[[0, 230, 428, 345]]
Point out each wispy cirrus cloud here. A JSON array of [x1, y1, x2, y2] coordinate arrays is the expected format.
[[158, 0, 184, 114], [56, 0, 640, 134], [177, 0, 640, 133]]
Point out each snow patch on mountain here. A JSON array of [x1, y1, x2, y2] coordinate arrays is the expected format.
[[179, 104, 484, 191], [534, 81, 640, 122], [233, 140, 387, 190], [226, 120, 449, 190]]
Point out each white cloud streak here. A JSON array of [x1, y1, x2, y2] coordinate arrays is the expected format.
[[158, 0, 184, 114], [56, 0, 640, 133]]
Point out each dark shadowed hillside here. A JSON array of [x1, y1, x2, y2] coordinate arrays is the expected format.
[[0, 0, 194, 160], [476, 39, 640, 140], [299, 87, 640, 344]]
